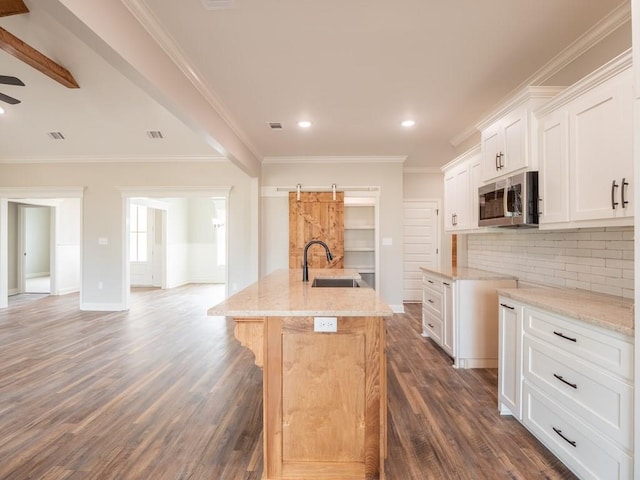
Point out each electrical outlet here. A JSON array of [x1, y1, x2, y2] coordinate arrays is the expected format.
[[314, 316, 337, 333]]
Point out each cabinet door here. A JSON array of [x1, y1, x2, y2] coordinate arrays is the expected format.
[[444, 165, 470, 231], [502, 108, 527, 176], [481, 124, 502, 181], [569, 70, 634, 222], [443, 170, 457, 231], [442, 281, 454, 357], [498, 299, 522, 418], [539, 109, 570, 225], [469, 157, 482, 229]]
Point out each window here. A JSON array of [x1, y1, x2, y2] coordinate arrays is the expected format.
[[130, 204, 148, 262]]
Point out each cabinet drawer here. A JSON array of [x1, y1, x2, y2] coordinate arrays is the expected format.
[[422, 288, 443, 316], [523, 306, 633, 379], [422, 309, 443, 345], [522, 383, 632, 480], [524, 335, 632, 449], [422, 273, 443, 293]]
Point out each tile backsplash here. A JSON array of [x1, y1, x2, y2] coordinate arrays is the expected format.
[[467, 227, 634, 299]]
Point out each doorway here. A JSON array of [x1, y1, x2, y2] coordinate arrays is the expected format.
[[120, 187, 231, 310], [20, 204, 52, 294]]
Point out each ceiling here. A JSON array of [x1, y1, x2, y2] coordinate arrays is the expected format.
[[0, 0, 630, 172]]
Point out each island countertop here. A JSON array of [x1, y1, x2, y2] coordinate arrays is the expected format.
[[208, 269, 393, 317]]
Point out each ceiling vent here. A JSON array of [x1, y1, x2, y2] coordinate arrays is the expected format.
[[146, 130, 164, 139], [47, 131, 65, 140], [268, 122, 282, 130], [201, 0, 235, 10]]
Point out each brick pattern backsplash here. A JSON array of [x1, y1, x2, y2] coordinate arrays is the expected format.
[[467, 227, 634, 299]]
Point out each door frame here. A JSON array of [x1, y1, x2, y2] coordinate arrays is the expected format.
[[18, 203, 54, 294], [0, 187, 84, 309], [118, 186, 231, 310]]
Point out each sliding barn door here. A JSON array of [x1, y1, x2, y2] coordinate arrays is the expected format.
[[289, 192, 344, 269]]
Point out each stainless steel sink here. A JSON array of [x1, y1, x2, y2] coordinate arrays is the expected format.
[[311, 277, 361, 288]]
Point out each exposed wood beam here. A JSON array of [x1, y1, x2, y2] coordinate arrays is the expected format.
[[0, 27, 79, 88], [0, 0, 28, 17]]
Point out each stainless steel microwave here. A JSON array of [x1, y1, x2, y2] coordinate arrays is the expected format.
[[478, 171, 539, 227]]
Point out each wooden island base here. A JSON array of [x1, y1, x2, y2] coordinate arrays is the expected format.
[[234, 315, 387, 480]]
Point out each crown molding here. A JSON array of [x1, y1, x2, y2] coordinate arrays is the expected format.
[[262, 155, 407, 165], [449, 1, 631, 147], [120, 0, 263, 160], [0, 154, 228, 164], [0, 186, 85, 198], [535, 49, 632, 116]]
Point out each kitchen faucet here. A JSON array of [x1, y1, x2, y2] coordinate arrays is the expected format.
[[302, 240, 334, 282]]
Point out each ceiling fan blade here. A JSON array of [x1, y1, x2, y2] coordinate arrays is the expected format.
[[0, 92, 20, 104], [0, 75, 25, 86]]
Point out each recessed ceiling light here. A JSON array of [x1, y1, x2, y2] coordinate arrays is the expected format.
[[401, 120, 415, 127], [298, 121, 312, 128], [0, 106, 5, 115]]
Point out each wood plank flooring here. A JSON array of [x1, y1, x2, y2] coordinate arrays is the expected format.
[[0, 286, 577, 479]]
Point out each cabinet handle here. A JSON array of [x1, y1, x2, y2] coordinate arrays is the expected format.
[[621, 177, 629, 208], [500, 303, 514, 310], [495, 153, 500, 171], [498, 152, 504, 169], [443, 282, 450, 286], [553, 374, 577, 389], [611, 180, 619, 209], [553, 331, 577, 343], [428, 323, 435, 328], [538, 197, 543, 216], [428, 299, 434, 304], [427, 280, 434, 284], [552, 427, 577, 448]]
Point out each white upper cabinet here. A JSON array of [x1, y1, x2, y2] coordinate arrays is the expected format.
[[478, 87, 563, 183], [442, 145, 481, 232], [536, 51, 633, 229]]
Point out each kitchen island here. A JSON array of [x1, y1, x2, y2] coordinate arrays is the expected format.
[[208, 269, 393, 480]]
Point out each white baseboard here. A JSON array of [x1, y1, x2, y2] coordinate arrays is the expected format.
[[26, 272, 50, 279], [80, 302, 127, 312], [390, 304, 405, 314], [8, 288, 19, 296], [57, 287, 79, 296]]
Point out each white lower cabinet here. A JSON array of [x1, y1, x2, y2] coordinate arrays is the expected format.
[[498, 299, 523, 417], [422, 270, 516, 368], [499, 297, 634, 479]]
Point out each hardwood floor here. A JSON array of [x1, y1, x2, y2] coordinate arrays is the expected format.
[[0, 286, 576, 479]]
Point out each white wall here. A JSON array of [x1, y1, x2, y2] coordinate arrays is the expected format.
[[0, 161, 257, 310], [467, 227, 634, 298], [25, 206, 51, 278], [261, 160, 404, 310], [55, 198, 82, 295]]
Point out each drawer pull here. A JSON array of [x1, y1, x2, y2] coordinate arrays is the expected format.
[[500, 303, 515, 310], [427, 280, 434, 284], [553, 373, 577, 389], [428, 323, 435, 328], [553, 331, 577, 343], [428, 299, 434, 304], [443, 282, 450, 286], [552, 427, 577, 448]]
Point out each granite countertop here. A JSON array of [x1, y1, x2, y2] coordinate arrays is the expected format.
[[420, 266, 517, 281], [497, 286, 634, 337], [207, 269, 393, 317]]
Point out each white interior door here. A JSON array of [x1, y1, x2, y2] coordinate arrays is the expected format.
[[20, 205, 52, 294], [403, 200, 439, 302]]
